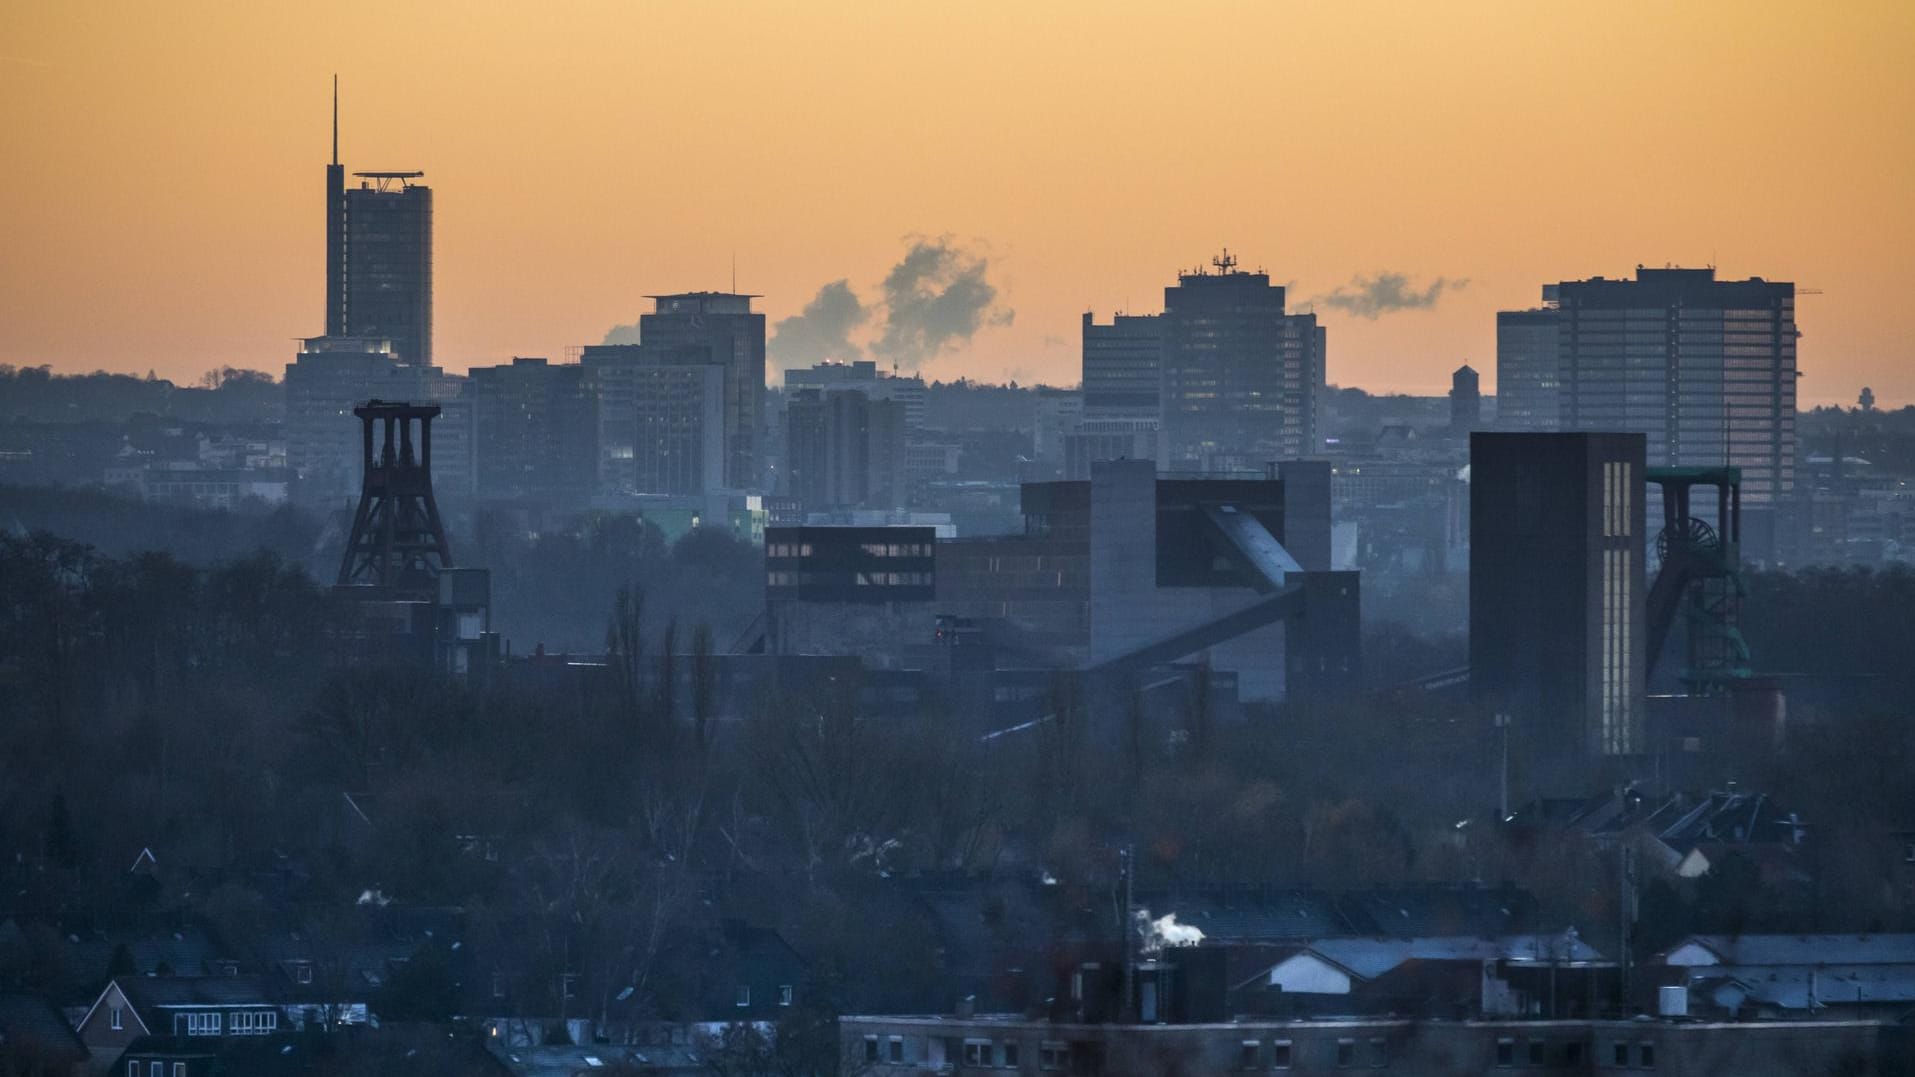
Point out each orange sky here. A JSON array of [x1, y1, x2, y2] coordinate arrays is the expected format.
[[2, 1, 1910, 403]]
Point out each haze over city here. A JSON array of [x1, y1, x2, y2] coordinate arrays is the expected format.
[[3, 0, 1911, 401], [9, 4, 1915, 1075]]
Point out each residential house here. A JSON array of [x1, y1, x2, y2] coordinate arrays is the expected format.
[[74, 976, 282, 1074], [1654, 934, 1915, 1020], [1230, 933, 1615, 1019]]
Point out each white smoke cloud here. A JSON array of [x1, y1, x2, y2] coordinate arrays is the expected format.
[[1135, 909, 1205, 956], [1312, 271, 1468, 319]]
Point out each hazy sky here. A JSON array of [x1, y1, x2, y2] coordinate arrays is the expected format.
[[3, 1, 1910, 403]]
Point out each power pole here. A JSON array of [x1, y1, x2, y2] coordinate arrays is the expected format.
[[1493, 713, 1511, 819]]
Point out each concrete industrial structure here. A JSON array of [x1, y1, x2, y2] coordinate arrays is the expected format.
[[325, 82, 432, 366], [841, 1012, 1905, 1076], [1470, 432, 1647, 782], [763, 459, 1356, 705], [333, 400, 495, 678]]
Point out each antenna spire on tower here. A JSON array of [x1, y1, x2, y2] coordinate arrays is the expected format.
[[331, 74, 339, 166]]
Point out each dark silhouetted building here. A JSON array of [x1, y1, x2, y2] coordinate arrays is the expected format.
[[639, 292, 767, 489], [1160, 253, 1323, 469], [1495, 307, 1561, 431], [467, 356, 597, 502], [1471, 432, 1646, 783], [1450, 363, 1481, 433]]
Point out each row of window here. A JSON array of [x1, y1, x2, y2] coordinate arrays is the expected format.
[[128, 1063, 187, 1077], [765, 543, 816, 558], [734, 984, 795, 1007], [859, 542, 935, 558], [1239, 1036, 1383, 1069], [765, 571, 933, 588], [1495, 1036, 1654, 1069]]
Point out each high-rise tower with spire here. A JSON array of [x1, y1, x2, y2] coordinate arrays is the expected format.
[[322, 80, 434, 366]]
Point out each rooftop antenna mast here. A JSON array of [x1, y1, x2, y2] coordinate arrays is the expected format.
[[1212, 248, 1238, 275], [331, 74, 338, 166]]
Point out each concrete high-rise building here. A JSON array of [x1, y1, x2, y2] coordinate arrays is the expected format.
[[629, 363, 727, 497], [582, 342, 718, 496], [639, 293, 766, 489], [1160, 253, 1323, 470], [1449, 364, 1482, 433], [467, 357, 597, 502], [1554, 267, 1796, 537], [1470, 432, 1646, 782], [786, 388, 908, 511], [1495, 308, 1561, 431], [1081, 311, 1163, 422], [1031, 388, 1083, 472], [324, 84, 432, 366]]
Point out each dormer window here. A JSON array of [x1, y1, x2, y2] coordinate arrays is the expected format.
[[296, 964, 313, 985], [111, 1006, 123, 1031], [735, 986, 750, 1008], [778, 984, 793, 1007]]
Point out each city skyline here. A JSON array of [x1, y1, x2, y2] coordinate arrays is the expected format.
[[3, 1, 1911, 404]]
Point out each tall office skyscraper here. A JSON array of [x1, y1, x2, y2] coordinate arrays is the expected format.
[[1471, 432, 1646, 783], [1554, 267, 1796, 526], [639, 293, 767, 489], [1495, 308, 1561, 431], [324, 83, 433, 366], [1159, 253, 1323, 470]]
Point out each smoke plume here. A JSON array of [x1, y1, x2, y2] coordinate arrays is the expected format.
[[1314, 271, 1467, 319], [1135, 909, 1205, 956], [874, 236, 1014, 368], [601, 322, 642, 346], [769, 279, 870, 367]]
